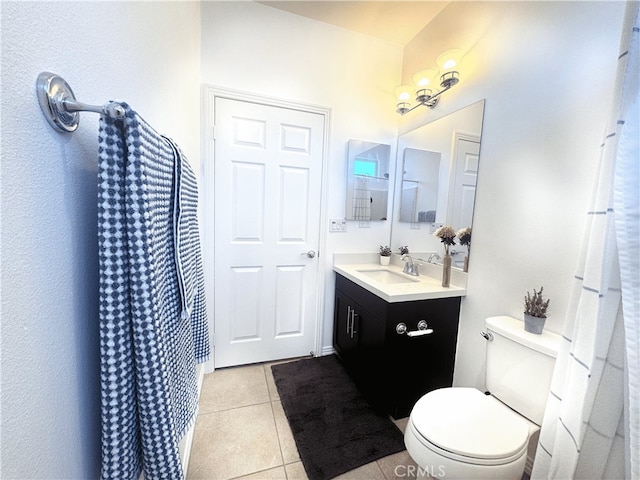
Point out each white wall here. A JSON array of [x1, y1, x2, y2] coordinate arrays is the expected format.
[[0, 2, 628, 475], [400, 1, 626, 388], [200, 1, 403, 351], [200, 1, 627, 370], [0, 2, 201, 478]]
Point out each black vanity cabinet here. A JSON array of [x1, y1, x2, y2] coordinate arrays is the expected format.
[[333, 273, 461, 419]]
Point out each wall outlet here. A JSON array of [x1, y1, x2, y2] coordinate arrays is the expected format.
[[330, 219, 347, 232]]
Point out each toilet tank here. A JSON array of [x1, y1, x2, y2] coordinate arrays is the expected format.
[[485, 316, 561, 425]]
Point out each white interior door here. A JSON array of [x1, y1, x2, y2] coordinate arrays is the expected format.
[[449, 134, 480, 230], [212, 97, 325, 368], [449, 134, 480, 268]]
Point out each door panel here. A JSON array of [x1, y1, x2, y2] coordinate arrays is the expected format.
[[279, 166, 309, 241], [449, 135, 480, 268], [232, 162, 265, 241], [229, 266, 262, 341], [450, 136, 480, 229], [275, 265, 305, 337], [212, 97, 325, 367]]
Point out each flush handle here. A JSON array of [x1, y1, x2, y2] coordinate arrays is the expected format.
[[480, 331, 494, 341]]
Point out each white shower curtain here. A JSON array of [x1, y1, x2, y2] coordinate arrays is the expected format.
[[614, 7, 640, 477], [532, 3, 639, 479]]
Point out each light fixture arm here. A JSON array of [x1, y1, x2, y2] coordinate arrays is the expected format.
[[396, 70, 460, 116]]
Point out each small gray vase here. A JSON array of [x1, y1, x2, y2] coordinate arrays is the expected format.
[[524, 313, 546, 334]]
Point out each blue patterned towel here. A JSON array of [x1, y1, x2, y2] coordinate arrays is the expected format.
[[98, 103, 210, 480], [164, 136, 204, 324]]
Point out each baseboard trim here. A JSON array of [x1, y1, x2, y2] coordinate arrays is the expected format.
[[320, 345, 336, 356], [179, 363, 205, 475]]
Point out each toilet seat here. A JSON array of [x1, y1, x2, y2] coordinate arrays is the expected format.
[[409, 387, 530, 466]]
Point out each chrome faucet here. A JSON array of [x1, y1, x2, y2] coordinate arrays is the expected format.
[[402, 254, 420, 276], [427, 253, 442, 264]]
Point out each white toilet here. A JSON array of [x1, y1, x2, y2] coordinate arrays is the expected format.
[[404, 316, 561, 479]]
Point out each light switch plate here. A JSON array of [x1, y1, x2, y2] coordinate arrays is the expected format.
[[330, 219, 347, 232]]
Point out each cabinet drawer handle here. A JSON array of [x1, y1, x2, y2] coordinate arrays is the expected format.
[[396, 320, 434, 337]]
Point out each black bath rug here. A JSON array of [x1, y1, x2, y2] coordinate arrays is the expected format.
[[271, 355, 406, 480]]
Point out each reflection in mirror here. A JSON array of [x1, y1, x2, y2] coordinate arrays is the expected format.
[[391, 100, 485, 270], [345, 140, 390, 221], [399, 148, 441, 223]]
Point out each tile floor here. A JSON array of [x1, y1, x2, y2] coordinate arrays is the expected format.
[[187, 358, 418, 480]]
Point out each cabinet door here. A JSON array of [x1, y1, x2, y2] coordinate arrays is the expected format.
[[334, 287, 387, 412], [387, 297, 461, 418], [334, 289, 359, 360]]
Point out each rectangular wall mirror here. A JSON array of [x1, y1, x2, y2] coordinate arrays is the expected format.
[[391, 99, 485, 269], [345, 140, 391, 221]]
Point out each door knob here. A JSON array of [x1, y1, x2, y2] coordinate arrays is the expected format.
[[301, 250, 316, 258]]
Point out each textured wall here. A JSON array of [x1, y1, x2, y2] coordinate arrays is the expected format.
[[0, 3, 628, 476], [0, 3, 201, 478], [400, 1, 626, 388], [200, 1, 403, 351]]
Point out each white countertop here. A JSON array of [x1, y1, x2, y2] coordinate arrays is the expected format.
[[333, 255, 467, 303]]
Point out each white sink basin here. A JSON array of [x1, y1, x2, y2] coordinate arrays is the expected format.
[[357, 269, 418, 284]]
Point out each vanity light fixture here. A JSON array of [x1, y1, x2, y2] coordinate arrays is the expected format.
[[395, 49, 462, 115]]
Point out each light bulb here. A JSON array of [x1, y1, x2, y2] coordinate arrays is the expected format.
[[412, 69, 438, 89], [436, 49, 463, 72], [394, 85, 413, 102]]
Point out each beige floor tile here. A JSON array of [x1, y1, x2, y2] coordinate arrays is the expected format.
[[333, 461, 387, 480], [264, 363, 280, 402], [271, 401, 300, 464], [233, 466, 287, 480], [264, 363, 280, 401], [284, 462, 308, 480], [392, 417, 409, 434], [199, 364, 270, 413], [263, 357, 306, 401], [376, 451, 418, 480], [187, 403, 283, 480]]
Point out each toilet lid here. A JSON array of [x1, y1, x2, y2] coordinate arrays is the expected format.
[[411, 388, 530, 461]]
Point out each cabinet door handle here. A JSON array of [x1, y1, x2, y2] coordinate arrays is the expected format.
[[346, 306, 352, 335], [351, 312, 358, 337]]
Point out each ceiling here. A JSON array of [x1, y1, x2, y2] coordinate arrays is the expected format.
[[257, 1, 450, 46]]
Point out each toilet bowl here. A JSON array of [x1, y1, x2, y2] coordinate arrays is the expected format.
[[404, 316, 561, 480], [405, 387, 535, 479]]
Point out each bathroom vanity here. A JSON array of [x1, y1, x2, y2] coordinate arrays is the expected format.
[[333, 261, 463, 419]]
